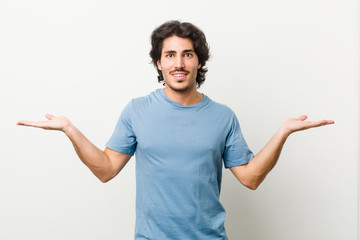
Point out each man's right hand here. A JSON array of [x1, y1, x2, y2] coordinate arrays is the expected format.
[[17, 113, 132, 182]]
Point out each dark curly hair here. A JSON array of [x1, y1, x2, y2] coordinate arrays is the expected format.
[[149, 20, 210, 88]]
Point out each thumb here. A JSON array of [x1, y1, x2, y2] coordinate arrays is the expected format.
[[45, 114, 55, 120], [297, 115, 308, 121]]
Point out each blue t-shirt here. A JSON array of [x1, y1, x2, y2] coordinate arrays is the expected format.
[[106, 89, 254, 240]]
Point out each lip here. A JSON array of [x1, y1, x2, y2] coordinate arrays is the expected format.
[[171, 71, 188, 81]]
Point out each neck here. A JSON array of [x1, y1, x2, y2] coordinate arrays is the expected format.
[[163, 86, 203, 106]]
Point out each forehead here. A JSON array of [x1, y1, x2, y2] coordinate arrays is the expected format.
[[161, 36, 194, 52]]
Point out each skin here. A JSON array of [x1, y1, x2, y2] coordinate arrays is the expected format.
[[157, 36, 203, 106], [17, 35, 334, 188]]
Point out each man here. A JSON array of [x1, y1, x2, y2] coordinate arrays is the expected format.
[[17, 21, 334, 239]]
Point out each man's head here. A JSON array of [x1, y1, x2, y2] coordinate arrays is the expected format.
[[150, 20, 210, 89]]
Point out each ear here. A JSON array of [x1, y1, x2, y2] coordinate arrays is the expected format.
[[157, 60, 162, 71], [197, 63, 201, 69]]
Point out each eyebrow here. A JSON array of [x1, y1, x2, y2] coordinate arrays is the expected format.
[[164, 49, 195, 54], [183, 49, 194, 53]]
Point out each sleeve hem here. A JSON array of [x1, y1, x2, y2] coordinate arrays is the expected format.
[[105, 143, 135, 156], [224, 153, 254, 168]]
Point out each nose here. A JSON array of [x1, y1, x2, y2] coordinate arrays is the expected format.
[[174, 55, 185, 68]]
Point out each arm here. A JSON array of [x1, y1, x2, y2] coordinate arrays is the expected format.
[[17, 114, 131, 183], [230, 115, 334, 190]]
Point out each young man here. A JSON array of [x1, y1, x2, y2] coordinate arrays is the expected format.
[[17, 21, 334, 239]]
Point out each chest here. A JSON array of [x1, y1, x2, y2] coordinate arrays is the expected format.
[[130, 102, 234, 184], [133, 107, 229, 157]]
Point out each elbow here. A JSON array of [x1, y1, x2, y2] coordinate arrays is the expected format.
[[245, 182, 259, 190], [243, 183, 260, 191], [92, 165, 118, 183], [97, 173, 115, 183], [242, 176, 264, 190], [99, 177, 111, 183], [230, 165, 266, 190]]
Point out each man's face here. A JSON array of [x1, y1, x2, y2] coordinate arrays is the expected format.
[[157, 36, 201, 92]]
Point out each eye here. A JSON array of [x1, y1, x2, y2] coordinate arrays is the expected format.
[[184, 53, 193, 57], [166, 53, 174, 58]]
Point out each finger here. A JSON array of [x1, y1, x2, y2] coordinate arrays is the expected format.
[[16, 121, 26, 126], [16, 120, 36, 127], [305, 120, 334, 128], [16, 120, 50, 128], [297, 115, 308, 121], [319, 120, 335, 125]]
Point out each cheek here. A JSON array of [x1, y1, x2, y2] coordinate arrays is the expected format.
[[159, 61, 173, 71], [193, 63, 201, 70]]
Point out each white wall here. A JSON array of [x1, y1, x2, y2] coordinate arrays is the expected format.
[[0, 0, 358, 239]]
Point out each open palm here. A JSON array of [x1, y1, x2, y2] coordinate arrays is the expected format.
[[17, 114, 70, 132], [283, 115, 334, 135]]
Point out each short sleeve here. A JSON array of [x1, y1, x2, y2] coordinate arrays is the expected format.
[[106, 101, 137, 155], [223, 114, 254, 168]]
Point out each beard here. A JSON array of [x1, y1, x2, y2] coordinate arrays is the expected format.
[[163, 67, 197, 93], [164, 78, 196, 93]]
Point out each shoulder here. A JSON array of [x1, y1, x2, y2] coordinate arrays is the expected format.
[[123, 89, 164, 117], [130, 89, 162, 107], [206, 96, 236, 117]]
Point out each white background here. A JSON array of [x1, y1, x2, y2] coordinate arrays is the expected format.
[[0, 0, 358, 239]]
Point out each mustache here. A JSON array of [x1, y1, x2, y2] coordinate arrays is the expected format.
[[170, 67, 189, 74]]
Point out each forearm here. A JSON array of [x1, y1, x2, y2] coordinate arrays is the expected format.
[[64, 121, 113, 181], [231, 115, 333, 190], [248, 127, 289, 177], [235, 127, 290, 189]]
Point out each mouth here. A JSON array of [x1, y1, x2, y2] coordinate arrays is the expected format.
[[171, 71, 188, 81]]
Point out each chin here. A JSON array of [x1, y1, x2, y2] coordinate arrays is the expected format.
[[167, 83, 194, 92], [165, 79, 196, 92]]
